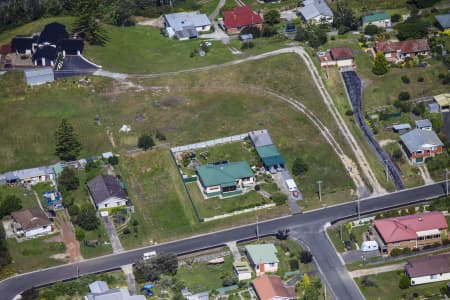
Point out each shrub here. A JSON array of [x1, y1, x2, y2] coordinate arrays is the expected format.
[[402, 247, 412, 254], [392, 149, 403, 161], [300, 250, 313, 263], [391, 14, 402, 22], [365, 24, 380, 36], [241, 41, 255, 50], [292, 157, 308, 176], [345, 109, 353, 116], [123, 227, 131, 235], [289, 259, 299, 270], [75, 228, 85, 241], [390, 248, 403, 256], [272, 192, 287, 206], [398, 91, 410, 101], [361, 276, 375, 287], [137, 134, 155, 150], [399, 275, 410, 289], [68, 204, 80, 217], [59, 168, 80, 191], [108, 155, 119, 165], [401, 75, 410, 84], [417, 77, 424, 82]]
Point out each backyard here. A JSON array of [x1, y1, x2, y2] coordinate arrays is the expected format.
[[0, 185, 38, 210], [327, 223, 370, 252]]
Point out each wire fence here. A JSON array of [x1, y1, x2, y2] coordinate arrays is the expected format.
[[171, 133, 249, 153]]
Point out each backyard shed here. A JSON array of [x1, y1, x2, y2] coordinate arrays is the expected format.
[[434, 93, 450, 112], [24, 67, 54, 86], [255, 144, 285, 170]]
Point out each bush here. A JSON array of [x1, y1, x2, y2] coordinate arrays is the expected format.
[[392, 149, 403, 161], [398, 91, 410, 101], [292, 157, 308, 176], [59, 168, 80, 191], [137, 134, 155, 150], [241, 41, 255, 50], [75, 228, 85, 241], [68, 204, 80, 217], [401, 75, 410, 84], [289, 259, 299, 270], [108, 155, 119, 165], [75, 204, 99, 231], [399, 275, 410, 289], [272, 192, 287, 206], [361, 276, 375, 287], [300, 250, 313, 264], [390, 248, 403, 256], [123, 227, 131, 235], [365, 24, 380, 36], [417, 77, 424, 82], [391, 14, 402, 22], [345, 109, 353, 116], [402, 247, 412, 254]]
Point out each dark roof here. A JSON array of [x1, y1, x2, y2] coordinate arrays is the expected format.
[[330, 47, 354, 60], [11, 207, 52, 231], [0, 44, 11, 55], [38, 22, 69, 45], [57, 39, 84, 55], [223, 6, 263, 29], [406, 253, 450, 278], [87, 175, 127, 205], [436, 14, 450, 29], [32, 45, 57, 66], [11, 37, 33, 53], [375, 39, 430, 54]]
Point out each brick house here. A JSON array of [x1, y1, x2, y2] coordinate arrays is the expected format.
[[222, 6, 263, 35], [399, 129, 443, 164], [374, 39, 430, 61], [374, 211, 448, 255]]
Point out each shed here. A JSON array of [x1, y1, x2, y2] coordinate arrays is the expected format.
[[415, 119, 432, 131], [392, 123, 411, 133], [428, 102, 440, 113], [239, 34, 254, 41], [24, 67, 54, 86], [233, 261, 252, 281], [255, 144, 285, 169], [434, 93, 450, 112]]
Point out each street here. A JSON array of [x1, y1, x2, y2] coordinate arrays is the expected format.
[[0, 181, 447, 300]]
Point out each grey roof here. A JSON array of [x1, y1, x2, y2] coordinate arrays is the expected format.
[[400, 129, 443, 153], [87, 287, 146, 300], [415, 119, 432, 129], [24, 67, 54, 86], [249, 129, 273, 147], [428, 102, 440, 113], [89, 281, 109, 294], [164, 12, 211, 32], [175, 26, 198, 39], [3, 165, 55, 181], [392, 123, 411, 131], [436, 14, 450, 29], [11, 207, 52, 231], [87, 175, 127, 205], [299, 0, 333, 20]]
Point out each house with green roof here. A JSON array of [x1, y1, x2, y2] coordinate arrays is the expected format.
[[362, 11, 391, 28], [245, 244, 279, 276], [195, 161, 255, 198]]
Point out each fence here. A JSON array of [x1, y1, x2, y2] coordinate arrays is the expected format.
[[171, 132, 250, 153], [202, 203, 276, 222]]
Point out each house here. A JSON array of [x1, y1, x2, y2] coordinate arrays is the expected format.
[[86, 280, 146, 300], [11, 207, 53, 239], [222, 6, 263, 35], [24, 67, 54, 86], [362, 11, 391, 28], [234, 261, 252, 281], [415, 119, 432, 131], [373, 211, 448, 255], [297, 0, 333, 24], [32, 45, 57, 66], [433, 93, 450, 112], [87, 175, 128, 210], [11, 37, 33, 54], [399, 129, 443, 164], [56, 38, 84, 56], [249, 130, 285, 171], [374, 39, 430, 61], [3, 165, 56, 185], [195, 161, 255, 198], [406, 253, 450, 285], [252, 275, 296, 300], [392, 123, 412, 134], [330, 47, 355, 68], [435, 13, 450, 34], [163, 12, 212, 40], [245, 244, 279, 276], [37, 22, 69, 45]]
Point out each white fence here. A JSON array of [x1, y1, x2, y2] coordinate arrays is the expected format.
[[202, 203, 276, 222], [171, 132, 250, 153]]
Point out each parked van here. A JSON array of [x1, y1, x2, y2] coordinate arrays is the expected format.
[[143, 251, 157, 260]]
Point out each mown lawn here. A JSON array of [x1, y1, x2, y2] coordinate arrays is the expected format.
[[79, 222, 113, 259], [0, 185, 37, 209], [357, 270, 448, 300], [327, 223, 369, 252]]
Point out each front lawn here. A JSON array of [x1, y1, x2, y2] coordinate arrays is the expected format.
[[327, 223, 370, 252], [79, 222, 113, 259]]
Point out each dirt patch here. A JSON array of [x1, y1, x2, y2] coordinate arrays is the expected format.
[[57, 211, 83, 263], [107, 127, 117, 148], [154, 96, 189, 109], [50, 253, 68, 260], [137, 16, 164, 28]]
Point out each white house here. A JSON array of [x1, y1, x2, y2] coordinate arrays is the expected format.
[[245, 244, 279, 276], [163, 12, 212, 40], [3, 165, 56, 186], [406, 253, 450, 285], [11, 207, 53, 239], [362, 11, 391, 28], [87, 175, 127, 210], [298, 0, 334, 24]]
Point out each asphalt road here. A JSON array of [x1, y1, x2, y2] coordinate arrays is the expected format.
[[1, 181, 447, 300]]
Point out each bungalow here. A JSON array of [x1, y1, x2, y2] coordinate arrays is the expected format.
[[374, 39, 430, 61], [435, 13, 450, 34], [433, 93, 450, 112], [195, 161, 255, 198], [373, 211, 448, 255], [245, 244, 279, 276], [163, 12, 212, 40], [87, 280, 146, 300], [415, 119, 432, 131], [399, 129, 443, 164], [222, 6, 263, 35], [24, 67, 54, 86], [330, 47, 355, 68], [362, 11, 391, 28], [298, 0, 333, 24], [87, 175, 128, 210], [406, 253, 450, 285], [3, 165, 56, 185], [252, 275, 295, 300], [11, 207, 53, 239]]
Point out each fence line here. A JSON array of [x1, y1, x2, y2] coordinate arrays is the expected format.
[[202, 203, 276, 222], [171, 133, 250, 153]]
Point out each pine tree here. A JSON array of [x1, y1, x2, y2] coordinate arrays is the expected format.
[[55, 119, 82, 161], [72, 0, 108, 45], [372, 51, 389, 75]]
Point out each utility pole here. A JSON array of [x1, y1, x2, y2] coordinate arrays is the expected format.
[[324, 283, 327, 300], [446, 169, 449, 197], [384, 159, 389, 181], [317, 180, 323, 202], [256, 216, 259, 241], [357, 197, 361, 221]]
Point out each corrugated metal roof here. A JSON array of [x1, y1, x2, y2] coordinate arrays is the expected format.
[[362, 11, 390, 24], [245, 244, 279, 264], [24, 67, 54, 86], [249, 129, 273, 147], [434, 93, 450, 107], [392, 123, 411, 131], [298, 0, 333, 20], [164, 12, 211, 32], [415, 119, 432, 129], [196, 161, 254, 187], [400, 129, 443, 153]]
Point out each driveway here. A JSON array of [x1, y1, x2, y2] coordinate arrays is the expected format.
[[55, 55, 100, 78], [341, 249, 380, 264], [102, 216, 124, 253]]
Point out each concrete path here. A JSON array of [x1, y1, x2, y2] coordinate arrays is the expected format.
[[102, 216, 124, 253], [226, 241, 241, 261], [349, 263, 405, 278], [121, 264, 137, 295], [418, 165, 434, 185]]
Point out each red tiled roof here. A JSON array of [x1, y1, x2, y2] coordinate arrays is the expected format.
[[223, 6, 263, 29], [406, 253, 450, 278], [374, 211, 448, 243], [330, 47, 354, 60], [375, 39, 430, 54], [252, 275, 296, 300], [0, 44, 11, 55]]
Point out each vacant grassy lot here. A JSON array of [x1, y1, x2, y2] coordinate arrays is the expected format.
[[327, 0, 410, 17], [240, 0, 298, 11], [79, 222, 113, 259], [357, 270, 447, 300], [6, 234, 67, 273], [0, 185, 37, 209]]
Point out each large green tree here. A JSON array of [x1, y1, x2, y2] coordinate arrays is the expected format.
[[58, 167, 80, 191], [0, 195, 22, 218], [263, 10, 280, 25], [72, 0, 108, 45], [372, 51, 388, 75], [135, 252, 178, 281], [75, 204, 99, 230], [55, 119, 82, 161]]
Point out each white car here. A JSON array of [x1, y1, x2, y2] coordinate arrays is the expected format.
[[143, 251, 157, 260]]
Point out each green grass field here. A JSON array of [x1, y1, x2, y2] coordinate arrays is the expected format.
[[357, 270, 447, 300], [79, 222, 113, 259], [327, 0, 411, 17], [0, 186, 38, 209]]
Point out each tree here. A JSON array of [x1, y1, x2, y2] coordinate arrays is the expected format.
[[276, 228, 290, 240], [392, 149, 403, 161], [292, 157, 308, 176], [333, 2, 358, 33], [395, 18, 428, 40], [261, 25, 277, 37], [76, 204, 99, 230], [58, 167, 80, 191], [308, 27, 327, 48], [0, 195, 22, 217], [399, 275, 410, 289], [364, 24, 381, 36], [75, 227, 85, 241], [294, 27, 309, 42], [301, 273, 311, 289], [300, 250, 313, 264], [55, 119, 82, 161], [134, 252, 178, 281], [108, 155, 119, 165], [398, 91, 410, 101], [372, 51, 388, 75], [137, 134, 155, 150], [264, 10, 280, 25], [391, 14, 402, 23], [72, 0, 108, 45], [106, 0, 135, 26]]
